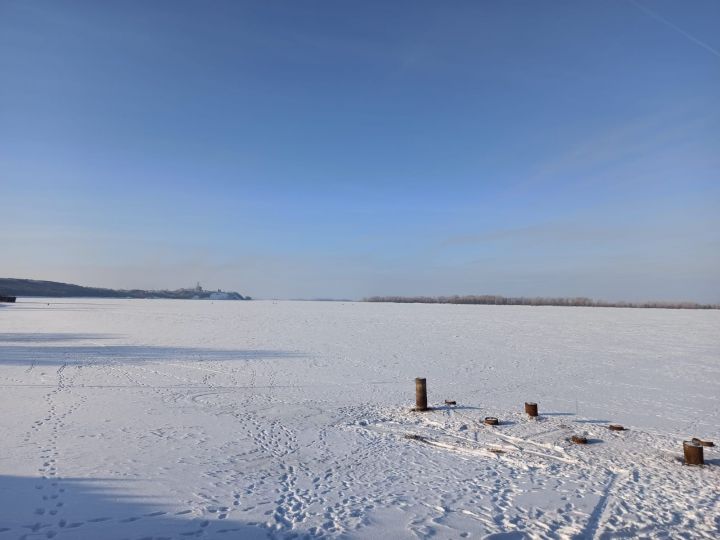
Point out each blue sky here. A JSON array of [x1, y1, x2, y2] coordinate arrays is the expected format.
[[1, 0, 718, 301]]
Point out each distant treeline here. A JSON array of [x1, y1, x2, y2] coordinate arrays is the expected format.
[[364, 295, 719, 310]]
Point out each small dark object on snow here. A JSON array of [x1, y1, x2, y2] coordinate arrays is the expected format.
[[524, 402, 538, 417], [444, 400, 457, 406], [608, 424, 625, 431], [691, 438, 715, 447], [404, 434, 426, 442], [571, 435, 588, 445], [683, 440, 704, 465], [0, 295, 16, 303], [484, 417, 499, 426]]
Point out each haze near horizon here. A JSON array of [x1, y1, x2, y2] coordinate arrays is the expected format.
[[1, 1, 718, 302]]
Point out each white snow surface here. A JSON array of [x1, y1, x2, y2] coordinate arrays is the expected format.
[[0, 298, 718, 539]]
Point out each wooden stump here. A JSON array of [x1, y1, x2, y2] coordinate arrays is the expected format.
[[524, 402, 538, 417], [571, 435, 588, 445], [414, 378, 428, 412], [683, 440, 704, 465], [608, 424, 625, 431], [484, 417, 499, 426]]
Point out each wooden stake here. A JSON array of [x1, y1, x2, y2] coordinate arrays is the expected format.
[[683, 440, 704, 465], [415, 378, 428, 411], [524, 402, 538, 417]]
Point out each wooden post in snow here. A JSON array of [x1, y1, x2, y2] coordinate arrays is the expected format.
[[683, 440, 704, 465], [525, 402, 538, 417], [415, 378, 428, 411]]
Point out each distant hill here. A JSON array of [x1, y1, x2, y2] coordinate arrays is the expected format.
[[0, 278, 250, 300]]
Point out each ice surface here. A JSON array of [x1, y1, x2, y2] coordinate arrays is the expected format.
[[1, 299, 718, 538]]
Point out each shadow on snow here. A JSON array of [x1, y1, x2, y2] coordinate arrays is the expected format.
[[0, 474, 298, 539], [0, 333, 118, 343], [0, 333, 304, 367]]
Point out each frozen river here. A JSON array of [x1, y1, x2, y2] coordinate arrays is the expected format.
[[1, 299, 718, 538]]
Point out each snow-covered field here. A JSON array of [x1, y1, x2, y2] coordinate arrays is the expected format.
[[1, 299, 718, 539]]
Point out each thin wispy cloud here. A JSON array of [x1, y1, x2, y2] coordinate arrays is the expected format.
[[629, 0, 720, 59]]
